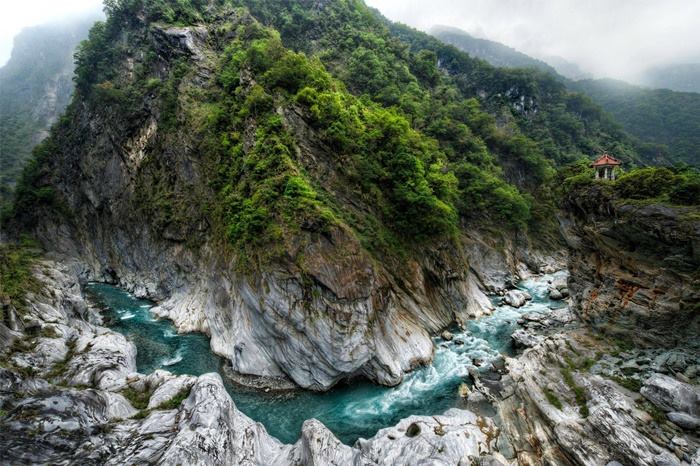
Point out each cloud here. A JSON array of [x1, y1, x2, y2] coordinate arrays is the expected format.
[[365, 0, 700, 81], [0, 0, 103, 66], [1, 0, 698, 82]]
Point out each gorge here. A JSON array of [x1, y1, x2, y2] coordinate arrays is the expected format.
[[0, 1, 698, 465]]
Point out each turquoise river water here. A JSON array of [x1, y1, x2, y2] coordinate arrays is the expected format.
[[85, 271, 566, 445]]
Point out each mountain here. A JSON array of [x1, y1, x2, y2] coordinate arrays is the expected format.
[[1, 1, 698, 464], [639, 63, 700, 94], [571, 79, 700, 166], [0, 14, 99, 203], [3, 0, 636, 393], [430, 25, 558, 75], [433, 25, 699, 166], [543, 55, 593, 80]]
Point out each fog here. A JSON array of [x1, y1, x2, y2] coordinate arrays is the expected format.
[[0, 0, 103, 67], [365, 0, 700, 82], [2, 0, 698, 82]]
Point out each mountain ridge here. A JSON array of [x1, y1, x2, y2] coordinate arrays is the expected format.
[[431, 24, 700, 166], [0, 14, 100, 203]]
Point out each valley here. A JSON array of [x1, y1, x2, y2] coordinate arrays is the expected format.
[[0, 1, 698, 465]]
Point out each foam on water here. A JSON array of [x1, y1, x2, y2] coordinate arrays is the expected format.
[[86, 271, 566, 445], [161, 350, 184, 366]]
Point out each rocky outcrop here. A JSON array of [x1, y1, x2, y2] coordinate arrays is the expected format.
[[0, 258, 510, 465], [641, 374, 700, 419], [502, 289, 532, 308], [560, 185, 700, 346], [11, 9, 558, 393], [494, 333, 699, 466]]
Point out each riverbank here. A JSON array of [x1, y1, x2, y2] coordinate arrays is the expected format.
[[84, 271, 568, 445]]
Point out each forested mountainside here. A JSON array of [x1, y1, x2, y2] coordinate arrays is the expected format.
[[429, 26, 558, 75], [0, 0, 619, 391], [247, 0, 649, 169], [0, 15, 99, 203], [5, 0, 697, 389], [8, 0, 656, 243], [570, 79, 700, 166], [1, 2, 699, 464], [434, 25, 700, 167]]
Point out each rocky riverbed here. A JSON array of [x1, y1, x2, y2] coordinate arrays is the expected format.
[[1, 255, 698, 465]]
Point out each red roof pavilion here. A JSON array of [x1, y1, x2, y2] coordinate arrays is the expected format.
[[591, 153, 621, 167]]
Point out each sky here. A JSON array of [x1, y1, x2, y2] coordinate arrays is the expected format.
[[1, 0, 699, 82], [365, 0, 700, 81]]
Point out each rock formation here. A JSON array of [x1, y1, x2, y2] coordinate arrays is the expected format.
[[560, 184, 700, 347], [0, 260, 505, 465]]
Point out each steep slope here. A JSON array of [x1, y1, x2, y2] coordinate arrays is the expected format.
[[6, 1, 562, 392], [571, 79, 700, 166], [247, 0, 645, 170], [560, 177, 700, 345], [0, 14, 99, 203], [435, 25, 698, 167], [0, 256, 505, 464], [430, 25, 558, 75]]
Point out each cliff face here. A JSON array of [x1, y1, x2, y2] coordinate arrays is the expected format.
[[560, 184, 700, 346], [12, 9, 562, 391], [0, 259, 507, 465], [0, 15, 98, 201]]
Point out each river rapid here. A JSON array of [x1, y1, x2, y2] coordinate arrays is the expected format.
[[85, 271, 567, 445]]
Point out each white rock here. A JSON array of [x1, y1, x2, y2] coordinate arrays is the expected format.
[[502, 290, 532, 308], [641, 373, 700, 415]]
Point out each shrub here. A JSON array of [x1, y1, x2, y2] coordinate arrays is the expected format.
[[0, 239, 42, 319], [156, 386, 192, 410], [543, 387, 563, 410], [615, 167, 676, 200]]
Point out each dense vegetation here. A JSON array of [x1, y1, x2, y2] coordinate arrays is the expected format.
[[0, 15, 97, 205], [431, 26, 699, 168], [11, 0, 682, 268], [0, 239, 41, 320], [561, 162, 700, 207], [570, 79, 700, 166]]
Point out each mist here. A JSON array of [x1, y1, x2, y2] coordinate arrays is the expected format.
[[0, 0, 103, 67], [365, 0, 700, 82], [2, 0, 698, 83]]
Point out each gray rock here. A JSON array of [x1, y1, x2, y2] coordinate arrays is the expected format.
[[356, 409, 498, 465], [147, 374, 196, 410], [548, 287, 563, 300], [286, 419, 361, 465], [654, 452, 681, 466], [156, 373, 286, 466], [502, 290, 532, 308], [441, 331, 454, 341], [511, 329, 542, 348], [641, 373, 700, 415]]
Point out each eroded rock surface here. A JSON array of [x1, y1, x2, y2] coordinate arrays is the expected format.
[[0, 259, 510, 465], [560, 185, 700, 346]]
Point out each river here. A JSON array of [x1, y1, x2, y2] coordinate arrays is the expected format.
[[85, 271, 566, 445]]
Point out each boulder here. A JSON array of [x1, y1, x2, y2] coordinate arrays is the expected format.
[[548, 288, 563, 300], [511, 329, 542, 348], [653, 452, 681, 466], [667, 412, 700, 430], [441, 331, 454, 341], [502, 290, 532, 308], [640, 373, 700, 415]]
